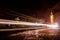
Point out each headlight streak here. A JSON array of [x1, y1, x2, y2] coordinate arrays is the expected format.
[[0, 21, 58, 29]]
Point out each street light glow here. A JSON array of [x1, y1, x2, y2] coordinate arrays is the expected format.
[[47, 23, 58, 29]]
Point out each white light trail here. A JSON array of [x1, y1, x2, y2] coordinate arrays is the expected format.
[[0, 19, 58, 29], [47, 23, 58, 29], [0, 21, 47, 26], [0, 21, 58, 28]]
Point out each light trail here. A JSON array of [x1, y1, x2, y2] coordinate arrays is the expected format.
[[0, 27, 45, 31], [0, 19, 58, 29], [46, 23, 58, 29], [0, 21, 58, 28], [0, 21, 46, 26]]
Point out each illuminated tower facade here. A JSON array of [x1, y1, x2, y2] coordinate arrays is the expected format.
[[50, 11, 54, 24]]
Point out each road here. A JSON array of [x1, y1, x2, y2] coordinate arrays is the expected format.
[[0, 27, 60, 40], [0, 27, 46, 31]]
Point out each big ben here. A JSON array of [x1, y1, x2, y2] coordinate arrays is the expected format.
[[50, 11, 54, 24]]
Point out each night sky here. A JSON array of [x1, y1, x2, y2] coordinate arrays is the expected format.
[[0, 0, 59, 20]]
